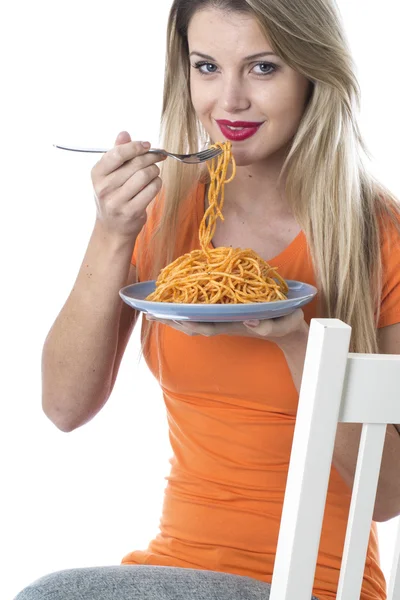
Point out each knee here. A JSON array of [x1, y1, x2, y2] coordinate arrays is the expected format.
[[13, 570, 75, 600]]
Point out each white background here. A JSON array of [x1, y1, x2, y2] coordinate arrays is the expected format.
[[1, 1, 399, 598]]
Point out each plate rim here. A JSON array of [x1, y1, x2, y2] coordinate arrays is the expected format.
[[119, 279, 318, 311]]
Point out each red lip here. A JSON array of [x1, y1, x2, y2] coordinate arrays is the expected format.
[[216, 120, 264, 127], [216, 119, 264, 142]]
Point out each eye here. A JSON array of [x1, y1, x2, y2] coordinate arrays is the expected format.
[[193, 61, 219, 75], [252, 62, 277, 76]]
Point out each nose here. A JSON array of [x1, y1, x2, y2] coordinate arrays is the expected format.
[[219, 74, 250, 113]]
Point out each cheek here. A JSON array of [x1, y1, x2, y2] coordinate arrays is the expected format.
[[190, 77, 203, 112], [282, 76, 310, 116], [265, 80, 309, 134], [190, 77, 216, 116]]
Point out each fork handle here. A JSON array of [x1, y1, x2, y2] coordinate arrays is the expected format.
[[53, 144, 109, 153], [146, 148, 167, 156], [53, 144, 167, 155]]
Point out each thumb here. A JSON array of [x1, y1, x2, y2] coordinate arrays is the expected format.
[[114, 131, 132, 146]]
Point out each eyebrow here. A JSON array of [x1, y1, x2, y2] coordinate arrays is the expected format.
[[189, 51, 277, 61]]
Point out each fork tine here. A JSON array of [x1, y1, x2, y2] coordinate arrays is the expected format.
[[197, 148, 223, 161], [202, 148, 223, 157], [177, 148, 223, 164]]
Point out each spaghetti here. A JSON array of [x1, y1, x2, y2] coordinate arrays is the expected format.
[[146, 141, 289, 304]]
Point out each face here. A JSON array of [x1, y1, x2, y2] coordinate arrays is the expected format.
[[188, 8, 311, 166]]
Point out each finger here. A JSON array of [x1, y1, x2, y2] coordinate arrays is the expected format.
[[115, 131, 131, 145], [170, 320, 200, 336], [243, 318, 273, 337], [244, 309, 304, 337], [112, 175, 162, 220], [274, 309, 305, 335], [94, 148, 166, 202], [146, 316, 183, 327], [110, 151, 167, 189], [145, 316, 174, 328], [94, 140, 152, 178], [146, 316, 200, 336], [176, 322, 217, 337], [114, 163, 162, 202]]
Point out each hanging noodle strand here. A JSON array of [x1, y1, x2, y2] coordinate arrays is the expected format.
[[146, 141, 289, 304]]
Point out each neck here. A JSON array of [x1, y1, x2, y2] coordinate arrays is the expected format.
[[223, 149, 290, 216]]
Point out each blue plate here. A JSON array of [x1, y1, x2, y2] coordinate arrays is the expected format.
[[119, 280, 317, 322]]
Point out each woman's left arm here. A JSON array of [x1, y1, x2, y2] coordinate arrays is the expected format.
[[279, 321, 400, 523]]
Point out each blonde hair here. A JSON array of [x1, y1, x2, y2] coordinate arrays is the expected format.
[[140, 0, 400, 353]]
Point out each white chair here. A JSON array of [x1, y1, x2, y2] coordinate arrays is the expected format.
[[270, 319, 400, 600]]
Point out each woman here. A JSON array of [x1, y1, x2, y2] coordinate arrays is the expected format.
[[15, 0, 400, 599]]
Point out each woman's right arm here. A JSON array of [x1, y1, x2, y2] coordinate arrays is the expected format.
[[42, 132, 165, 432]]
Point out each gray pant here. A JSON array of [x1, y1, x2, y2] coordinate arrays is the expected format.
[[13, 565, 320, 599]]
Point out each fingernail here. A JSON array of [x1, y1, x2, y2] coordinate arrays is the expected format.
[[244, 320, 260, 327], [141, 141, 151, 149]]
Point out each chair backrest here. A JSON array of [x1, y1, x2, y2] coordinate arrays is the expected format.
[[269, 318, 400, 600]]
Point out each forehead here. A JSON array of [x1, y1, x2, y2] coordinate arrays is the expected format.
[[187, 8, 272, 57]]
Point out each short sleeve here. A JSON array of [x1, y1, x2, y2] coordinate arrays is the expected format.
[[130, 193, 164, 278], [378, 214, 400, 328], [131, 230, 141, 267]]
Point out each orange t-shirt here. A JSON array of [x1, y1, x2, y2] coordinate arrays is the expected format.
[[122, 183, 400, 600]]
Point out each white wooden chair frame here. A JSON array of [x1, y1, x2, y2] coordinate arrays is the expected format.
[[270, 319, 400, 600]]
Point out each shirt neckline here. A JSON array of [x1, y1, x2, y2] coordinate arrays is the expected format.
[[194, 182, 305, 267]]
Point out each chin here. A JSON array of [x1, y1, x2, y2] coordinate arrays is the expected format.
[[233, 141, 290, 168], [230, 153, 257, 167], [227, 146, 268, 167]]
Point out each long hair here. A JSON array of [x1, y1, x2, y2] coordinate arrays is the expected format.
[[140, 0, 400, 353]]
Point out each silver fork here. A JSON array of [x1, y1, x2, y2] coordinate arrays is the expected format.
[[53, 144, 223, 164]]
